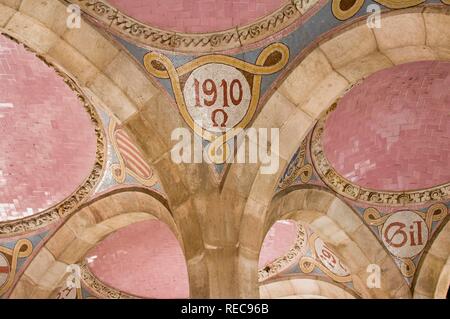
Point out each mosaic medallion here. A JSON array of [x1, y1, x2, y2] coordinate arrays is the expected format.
[[314, 237, 350, 277], [381, 210, 428, 259], [144, 43, 289, 163], [183, 63, 251, 133]]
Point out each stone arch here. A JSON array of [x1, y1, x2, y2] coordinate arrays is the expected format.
[[0, 0, 210, 297], [260, 276, 358, 299], [232, 6, 450, 297], [413, 218, 450, 299], [9, 188, 200, 298], [434, 257, 450, 299], [261, 186, 410, 298], [0, 0, 198, 199]]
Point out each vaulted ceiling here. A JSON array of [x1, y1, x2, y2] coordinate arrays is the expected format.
[[0, 34, 97, 222], [0, 0, 449, 300], [322, 61, 450, 191]]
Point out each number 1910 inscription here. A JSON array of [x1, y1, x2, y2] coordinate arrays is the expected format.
[[194, 79, 243, 108], [184, 64, 251, 133]]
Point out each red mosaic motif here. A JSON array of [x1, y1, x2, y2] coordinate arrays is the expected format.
[[115, 128, 152, 179], [0, 35, 97, 221], [323, 61, 450, 192], [108, 0, 286, 33]]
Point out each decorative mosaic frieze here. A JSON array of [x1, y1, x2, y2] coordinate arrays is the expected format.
[[67, 0, 304, 53], [56, 262, 137, 299], [144, 43, 289, 172], [258, 222, 353, 286], [258, 223, 308, 282], [278, 140, 313, 190]]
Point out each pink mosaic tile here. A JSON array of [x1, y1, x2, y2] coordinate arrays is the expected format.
[[108, 0, 286, 33], [86, 219, 190, 299], [259, 220, 297, 268], [322, 61, 450, 192], [85, 219, 298, 298], [0, 35, 97, 221]]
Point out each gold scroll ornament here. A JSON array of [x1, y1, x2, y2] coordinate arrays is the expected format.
[[332, 0, 431, 21], [144, 43, 289, 163], [363, 203, 447, 277], [278, 139, 313, 189], [0, 239, 33, 295], [109, 119, 158, 187]]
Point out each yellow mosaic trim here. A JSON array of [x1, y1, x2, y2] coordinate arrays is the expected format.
[[278, 139, 313, 189], [332, 0, 365, 20], [376, 0, 425, 9], [0, 239, 33, 295], [332, 0, 426, 20], [108, 119, 158, 187]]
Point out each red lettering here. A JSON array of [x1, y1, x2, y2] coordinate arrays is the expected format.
[[211, 109, 228, 127], [192, 78, 244, 108], [230, 79, 243, 105], [384, 222, 407, 248], [202, 79, 217, 107], [194, 78, 201, 107], [412, 220, 424, 246]]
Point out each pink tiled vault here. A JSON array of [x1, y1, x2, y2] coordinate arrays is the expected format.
[[259, 220, 297, 268], [323, 61, 450, 192], [108, 0, 286, 33], [87, 220, 190, 299], [0, 35, 97, 221], [87, 219, 297, 298]]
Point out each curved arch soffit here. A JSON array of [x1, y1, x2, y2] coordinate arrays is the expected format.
[[264, 185, 412, 298], [9, 188, 195, 299], [260, 276, 358, 299], [413, 217, 450, 298]]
